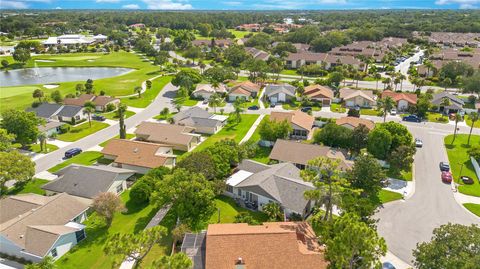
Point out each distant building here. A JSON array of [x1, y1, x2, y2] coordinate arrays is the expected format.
[[42, 34, 106, 46], [28, 103, 86, 123]]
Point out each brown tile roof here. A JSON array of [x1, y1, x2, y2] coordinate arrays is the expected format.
[[135, 122, 197, 146], [101, 139, 174, 168], [286, 52, 327, 62], [336, 116, 375, 131], [230, 81, 261, 94], [63, 94, 95, 107], [304, 85, 334, 99], [270, 110, 314, 131], [269, 139, 352, 170], [93, 95, 118, 106], [206, 222, 328, 269], [381, 90, 417, 105]]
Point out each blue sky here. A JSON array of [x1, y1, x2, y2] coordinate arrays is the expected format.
[[1, 0, 479, 10]]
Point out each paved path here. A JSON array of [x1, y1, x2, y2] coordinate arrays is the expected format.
[[240, 114, 265, 144], [395, 48, 424, 77]]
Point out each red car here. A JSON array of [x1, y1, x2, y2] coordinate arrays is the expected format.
[[441, 171, 453, 183]]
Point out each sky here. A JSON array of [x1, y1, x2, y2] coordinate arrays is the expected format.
[[0, 0, 479, 10]]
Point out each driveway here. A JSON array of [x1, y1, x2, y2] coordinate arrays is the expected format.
[[395, 48, 424, 77]]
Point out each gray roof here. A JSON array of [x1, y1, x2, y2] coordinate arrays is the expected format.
[[173, 107, 222, 129], [265, 84, 297, 97], [56, 105, 84, 117], [27, 103, 62, 119], [42, 164, 135, 199], [236, 162, 314, 214], [238, 159, 270, 173], [38, 121, 65, 133], [431, 92, 465, 109], [173, 106, 212, 122]]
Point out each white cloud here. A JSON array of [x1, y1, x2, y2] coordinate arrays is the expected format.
[[96, 0, 121, 3], [0, 1, 29, 8], [316, 0, 347, 4], [435, 0, 479, 5], [459, 3, 478, 8], [122, 3, 140, 9], [142, 0, 192, 9], [55, 6, 62, 9], [222, 1, 242, 6]]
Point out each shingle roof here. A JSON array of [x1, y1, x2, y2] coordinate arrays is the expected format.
[[265, 84, 296, 97], [172, 106, 212, 122], [38, 121, 65, 133], [63, 94, 95, 107], [193, 84, 227, 95], [381, 90, 417, 105], [229, 81, 261, 94], [56, 105, 84, 117], [237, 159, 270, 174], [270, 110, 314, 131], [135, 122, 197, 146], [304, 85, 334, 99], [42, 164, 135, 199], [27, 103, 62, 119], [101, 139, 173, 168], [339, 88, 375, 102], [336, 116, 375, 131], [431, 91, 465, 109], [172, 107, 223, 129]]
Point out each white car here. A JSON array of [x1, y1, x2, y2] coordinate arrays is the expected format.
[[415, 138, 423, 148], [390, 109, 397, 115]]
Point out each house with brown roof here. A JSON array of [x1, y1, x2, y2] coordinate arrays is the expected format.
[[228, 81, 261, 102], [303, 84, 334, 105], [0, 193, 90, 262], [101, 139, 176, 174], [180, 222, 328, 269], [192, 84, 227, 100], [63, 94, 120, 112], [269, 139, 352, 170], [192, 39, 233, 48], [245, 47, 270, 61], [286, 52, 362, 70], [135, 122, 201, 152], [381, 90, 417, 111], [336, 116, 375, 131], [270, 110, 315, 140], [339, 88, 376, 108]]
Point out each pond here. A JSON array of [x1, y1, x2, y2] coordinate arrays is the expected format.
[[0, 67, 134, 87]]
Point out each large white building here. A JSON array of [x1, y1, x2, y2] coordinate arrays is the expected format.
[[42, 34, 107, 46]]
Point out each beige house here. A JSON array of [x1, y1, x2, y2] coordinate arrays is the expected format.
[[336, 116, 375, 131], [228, 81, 261, 101], [339, 88, 376, 108], [192, 84, 227, 100], [135, 121, 201, 152], [63, 94, 120, 112], [381, 90, 417, 111], [270, 110, 315, 140], [303, 85, 334, 105]]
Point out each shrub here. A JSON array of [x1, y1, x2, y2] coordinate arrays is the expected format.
[[288, 212, 303, 221], [129, 181, 151, 204], [347, 109, 360, 117], [59, 124, 71, 134], [31, 101, 42, 108], [106, 103, 116, 112], [468, 146, 480, 161]]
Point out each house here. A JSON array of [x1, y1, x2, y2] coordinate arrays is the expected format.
[[192, 39, 233, 48], [42, 34, 95, 46], [135, 122, 201, 152], [336, 116, 375, 131], [63, 94, 120, 112], [303, 85, 334, 105], [27, 103, 63, 120], [28, 103, 86, 123], [286, 52, 362, 70], [225, 160, 315, 217], [42, 164, 136, 199], [270, 110, 315, 140], [181, 222, 328, 269], [431, 91, 465, 113], [228, 81, 261, 102], [245, 47, 270, 61], [269, 139, 352, 170], [129, 23, 146, 28], [381, 90, 417, 111], [0, 193, 90, 262], [192, 84, 227, 100], [264, 84, 296, 104], [339, 88, 376, 108], [101, 139, 176, 174], [92, 34, 108, 43], [172, 106, 228, 134], [38, 121, 65, 137]]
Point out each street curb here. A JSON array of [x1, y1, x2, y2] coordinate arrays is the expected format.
[[404, 163, 416, 200]]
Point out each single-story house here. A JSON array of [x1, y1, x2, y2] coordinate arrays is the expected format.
[[135, 121, 201, 152], [0, 193, 90, 262], [270, 110, 315, 140], [264, 84, 296, 104], [27, 103, 63, 120], [339, 88, 376, 108], [192, 39, 233, 48], [42, 164, 136, 199], [172, 107, 228, 135], [38, 121, 65, 137], [336, 116, 375, 131], [269, 139, 352, 170], [192, 84, 227, 100], [431, 91, 465, 113], [286, 52, 362, 70], [381, 90, 417, 111], [225, 159, 315, 217], [303, 85, 334, 105], [228, 81, 261, 102], [245, 47, 270, 61], [180, 222, 327, 269], [54, 105, 86, 123], [28, 103, 86, 123], [63, 94, 120, 112], [101, 139, 176, 174]]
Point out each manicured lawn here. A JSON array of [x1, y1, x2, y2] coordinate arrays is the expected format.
[[102, 110, 135, 120], [14, 143, 59, 153], [120, 76, 172, 108], [280, 69, 299, 76], [386, 168, 413, 181], [379, 189, 403, 203], [206, 195, 268, 227], [427, 112, 449, 124], [228, 29, 250, 38], [466, 115, 480, 128], [444, 134, 480, 197], [48, 151, 104, 173], [153, 112, 177, 121], [463, 203, 480, 217], [7, 178, 49, 195], [99, 133, 135, 147], [56, 189, 159, 269], [174, 97, 198, 107], [360, 108, 382, 116], [248, 115, 272, 164], [57, 121, 110, 142], [330, 103, 346, 113]]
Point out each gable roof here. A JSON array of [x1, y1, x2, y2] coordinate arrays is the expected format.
[[63, 94, 95, 107], [42, 164, 135, 199], [172, 106, 212, 122], [38, 121, 65, 133], [304, 85, 334, 99], [56, 105, 84, 117], [101, 139, 173, 168], [135, 121, 197, 146], [431, 91, 465, 109], [205, 222, 327, 269], [336, 116, 375, 131], [172, 107, 224, 129], [381, 90, 417, 105], [269, 139, 352, 170], [27, 103, 63, 119], [265, 84, 296, 97], [339, 88, 375, 102], [93, 95, 118, 106], [229, 81, 261, 95], [245, 47, 270, 61], [193, 84, 227, 95], [270, 110, 314, 131]]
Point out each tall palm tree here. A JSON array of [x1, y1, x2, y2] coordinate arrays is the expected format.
[[118, 103, 127, 139], [398, 74, 406, 91], [37, 133, 47, 152], [378, 96, 395, 122], [451, 113, 462, 145], [467, 112, 479, 145], [440, 98, 451, 115], [374, 73, 382, 91], [208, 93, 222, 114], [84, 101, 96, 128]]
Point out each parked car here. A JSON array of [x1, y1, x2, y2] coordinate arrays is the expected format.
[[92, 114, 106, 121], [390, 109, 397, 115], [460, 176, 474, 185], [403, 114, 421, 122], [65, 148, 82, 159], [439, 162, 450, 172], [248, 105, 259, 110], [270, 103, 276, 108], [301, 107, 312, 113], [441, 171, 453, 183], [415, 138, 423, 148], [382, 262, 396, 269]]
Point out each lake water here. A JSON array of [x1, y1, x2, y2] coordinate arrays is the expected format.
[[0, 67, 134, 87]]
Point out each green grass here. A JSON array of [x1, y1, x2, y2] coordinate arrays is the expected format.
[[174, 97, 198, 107], [101, 110, 135, 120], [48, 151, 104, 173], [153, 112, 177, 121], [379, 189, 403, 203], [99, 133, 135, 147], [56, 189, 158, 269], [330, 103, 346, 113], [386, 167, 413, 181], [360, 108, 382, 116], [206, 195, 268, 228], [7, 178, 49, 195], [228, 29, 250, 38], [463, 203, 480, 217], [14, 143, 59, 153], [444, 134, 480, 197], [427, 112, 449, 123], [120, 76, 172, 108], [247, 115, 272, 164], [465, 115, 480, 128], [57, 121, 110, 142], [280, 69, 299, 76]]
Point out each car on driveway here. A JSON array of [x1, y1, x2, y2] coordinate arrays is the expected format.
[[415, 138, 423, 148], [65, 148, 82, 159], [439, 162, 450, 171], [92, 114, 106, 121], [441, 171, 453, 183], [403, 114, 421, 122], [248, 105, 259, 110], [301, 107, 312, 113], [270, 103, 276, 108], [390, 109, 397, 115]]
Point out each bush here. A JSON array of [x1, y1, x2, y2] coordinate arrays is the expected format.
[[31, 101, 42, 108], [347, 109, 360, 117], [106, 103, 116, 112], [129, 181, 151, 204], [468, 146, 480, 161], [59, 124, 71, 134], [288, 212, 303, 221]]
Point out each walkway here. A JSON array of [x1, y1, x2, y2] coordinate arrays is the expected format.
[[239, 114, 265, 144]]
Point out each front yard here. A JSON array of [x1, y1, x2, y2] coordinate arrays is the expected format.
[[48, 151, 104, 173], [102, 110, 135, 120], [7, 178, 49, 195], [386, 167, 413, 181], [463, 203, 480, 217], [360, 108, 382, 116], [330, 103, 346, 113], [426, 112, 449, 124], [444, 134, 480, 197], [57, 121, 110, 142], [14, 143, 59, 154], [379, 189, 403, 203]]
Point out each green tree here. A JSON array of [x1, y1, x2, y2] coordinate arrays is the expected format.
[[230, 101, 244, 124], [258, 119, 292, 142], [439, 61, 474, 82], [32, 89, 44, 102], [1, 59, 9, 68], [50, 90, 63, 104], [204, 140, 245, 179], [413, 224, 480, 269], [172, 69, 202, 91], [451, 113, 462, 145], [134, 86, 143, 98], [462, 71, 480, 95], [184, 46, 202, 65], [0, 128, 15, 152], [84, 101, 96, 128], [118, 103, 127, 139], [313, 123, 352, 149], [25, 256, 56, 269], [1, 109, 39, 147], [377, 96, 395, 122], [129, 181, 152, 204], [37, 132, 47, 153], [84, 79, 94, 94], [92, 192, 125, 227], [203, 66, 236, 84], [12, 47, 31, 64], [416, 95, 431, 119], [467, 112, 479, 145], [149, 252, 193, 269], [262, 201, 284, 221], [0, 151, 35, 194], [328, 71, 344, 87], [349, 124, 370, 155], [389, 145, 416, 172], [380, 121, 414, 152], [367, 127, 392, 160], [208, 93, 222, 113], [176, 152, 216, 180], [146, 80, 152, 90], [234, 212, 259, 225], [104, 225, 167, 267], [223, 45, 249, 67]]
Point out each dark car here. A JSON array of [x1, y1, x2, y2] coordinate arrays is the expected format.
[[301, 107, 312, 113], [65, 148, 82, 158], [382, 262, 396, 269], [270, 103, 276, 108], [92, 114, 106, 121], [461, 176, 474, 185], [248, 105, 260, 110], [439, 162, 450, 172], [403, 114, 421, 123]]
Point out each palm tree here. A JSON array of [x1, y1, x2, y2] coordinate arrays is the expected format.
[[84, 101, 96, 128], [440, 98, 451, 115], [394, 77, 400, 91], [424, 60, 434, 78], [231, 100, 244, 124], [443, 77, 452, 91], [374, 73, 382, 91], [208, 93, 222, 113], [262, 202, 283, 221], [37, 133, 47, 153], [382, 77, 391, 90], [146, 80, 152, 90], [398, 74, 406, 91], [118, 103, 127, 139], [451, 113, 462, 145], [199, 62, 206, 74], [467, 112, 479, 145], [134, 86, 143, 98], [378, 96, 395, 122]]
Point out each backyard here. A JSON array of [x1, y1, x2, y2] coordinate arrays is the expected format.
[[56, 121, 110, 142], [247, 115, 272, 164]]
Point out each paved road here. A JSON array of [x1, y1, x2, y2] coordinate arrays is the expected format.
[[395, 48, 424, 77]]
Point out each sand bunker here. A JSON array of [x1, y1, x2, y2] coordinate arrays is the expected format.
[[35, 59, 55, 63], [43, 84, 59, 89]]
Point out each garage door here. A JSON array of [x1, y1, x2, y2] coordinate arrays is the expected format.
[[346, 100, 354, 107], [279, 93, 286, 102], [270, 97, 277, 103]]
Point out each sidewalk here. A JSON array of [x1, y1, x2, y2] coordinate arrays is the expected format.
[[240, 114, 265, 144]]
